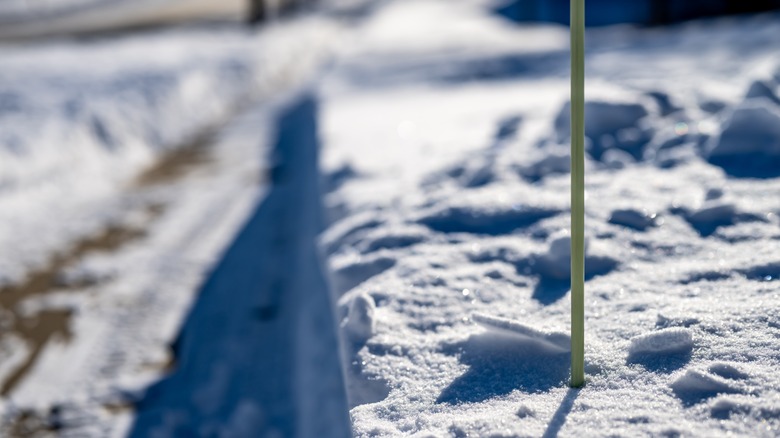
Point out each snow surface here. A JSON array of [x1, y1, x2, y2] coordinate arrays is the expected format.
[[318, 1, 780, 436], [2, 0, 780, 436]]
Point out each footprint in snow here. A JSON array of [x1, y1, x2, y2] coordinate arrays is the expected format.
[[670, 188, 766, 237], [671, 363, 751, 407], [418, 204, 560, 236]]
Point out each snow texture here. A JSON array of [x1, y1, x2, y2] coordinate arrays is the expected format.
[[628, 328, 694, 356], [707, 100, 780, 177], [4, 0, 780, 437], [472, 313, 570, 353], [318, 1, 780, 437], [609, 208, 659, 231]]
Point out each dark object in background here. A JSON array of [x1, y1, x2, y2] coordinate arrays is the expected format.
[[247, 0, 313, 25], [495, 0, 780, 26], [248, 0, 266, 24]]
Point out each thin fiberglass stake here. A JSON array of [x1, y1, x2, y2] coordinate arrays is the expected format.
[[570, 0, 585, 388]]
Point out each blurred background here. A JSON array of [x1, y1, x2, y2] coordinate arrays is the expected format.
[[496, 0, 780, 26]]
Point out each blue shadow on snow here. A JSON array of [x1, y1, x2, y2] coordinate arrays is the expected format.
[[130, 94, 349, 437]]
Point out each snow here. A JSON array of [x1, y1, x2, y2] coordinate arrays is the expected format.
[[472, 313, 570, 353], [745, 79, 780, 105], [317, 1, 780, 436], [129, 92, 350, 438], [2, 0, 780, 436], [553, 94, 654, 161], [342, 293, 377, 344], [628, 328, 694, 356], [608, 208, 659, 231], [0, 7, 343, 437], [707, 100, 780, 177], [670, 368, 747, 406]]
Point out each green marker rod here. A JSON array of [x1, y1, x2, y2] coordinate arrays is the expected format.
[[570, 0, 585, 388]]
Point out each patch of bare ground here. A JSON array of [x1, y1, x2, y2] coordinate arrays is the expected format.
[[0, 121, 223, 399], [133, 129, 216, 187], [0, 221, 148, 396]]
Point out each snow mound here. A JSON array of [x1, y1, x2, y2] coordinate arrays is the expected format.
[[472, 313, 570, 353], [436, 314, 572, 404], [443, 156, 498, 188], [531, 231, 618, 282], [686, 201, 738, 233], [554, 98, 653, 161], [707, 101, 780, 177], [342, 293, 376, 344], [628, 328, 693, 356], [669, 186, 768, 237], [534, 232, 581, 280], [708, 394, 777, 421], [678, 192, 767, 237]]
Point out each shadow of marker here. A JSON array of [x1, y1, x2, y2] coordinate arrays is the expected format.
[[542, 387, 580, 438]]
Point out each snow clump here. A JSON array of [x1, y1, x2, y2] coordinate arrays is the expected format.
[[554, 97, 653, 161], [472, 312, 570, 353], [629, 327, 693, 356], [706, 100, 780, 177], [342, 293, 376, 344], [534, 230, 587, 280], [609, 208, 659, 231]]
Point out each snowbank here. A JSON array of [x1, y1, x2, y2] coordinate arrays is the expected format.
[[0, 17, 338, 281]]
